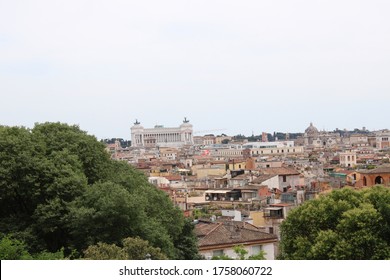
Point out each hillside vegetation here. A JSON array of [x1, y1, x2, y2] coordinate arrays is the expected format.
[[0, 122, 198, 259]]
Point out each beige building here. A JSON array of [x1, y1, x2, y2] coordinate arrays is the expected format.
[[208, 146, 244, 158], [249, 146, 304, 157], [376, 130, 390, 149], [193, 135, 217, 145], [349, 134, 369, 147], [339, 152, 357, 168], [191, 162, 227, 179], [244, 141, 304, 157], [158, 147, 179, 161], [215, 135, 233, 144]]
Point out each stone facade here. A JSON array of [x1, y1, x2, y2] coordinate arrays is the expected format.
[[303, 122, 340, 148], [339, 152, 357, 168], [131, 118, 194, 148]]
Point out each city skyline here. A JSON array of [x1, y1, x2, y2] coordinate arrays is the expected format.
[[1, 0, 390, 139]]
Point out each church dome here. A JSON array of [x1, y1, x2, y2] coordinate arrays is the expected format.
[[305, 122, 319, 136]]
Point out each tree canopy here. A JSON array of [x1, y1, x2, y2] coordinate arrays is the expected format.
[[0, 122, 198, 259], [279, 186, 390, 260], [211, 245, 266, 260], [83, 237, 168, 260]]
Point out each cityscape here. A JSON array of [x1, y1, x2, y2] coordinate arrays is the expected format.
[[100, 118, 390, 259], [1, 2, 390, 276]]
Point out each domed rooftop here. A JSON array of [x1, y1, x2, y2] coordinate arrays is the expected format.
[[305, 122, 319, 136]]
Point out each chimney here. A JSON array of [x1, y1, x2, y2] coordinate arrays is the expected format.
[[225, 221, 242, 239]]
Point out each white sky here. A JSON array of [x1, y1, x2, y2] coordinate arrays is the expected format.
[[1, 0, 389, 139]]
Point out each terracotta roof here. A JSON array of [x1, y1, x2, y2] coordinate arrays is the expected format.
[[163, 175, 182, 181], [335, 169, 355, 175], [235, 184, 268, 190], [229, 158, 246, 163], [260, 167, 300, 176], [358, 166, 390, 174], [211, 160, 227, 164], [195, 220, 277, 248], [195, 221, 220, 237], [252, 174, 277, 184]]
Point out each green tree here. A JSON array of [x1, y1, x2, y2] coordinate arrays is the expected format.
[[0, 124, 90, 253], [83, 242, 127, 260], [173, 219, 202, 260], [33, 248, 66, 260], [279, 186, 390, 259], [211, 254, 233, 260], [67, 181, 145, 251], [248, 251, 267, 260], [0, 235, 32, 260], [0, 123, 199, 259], [211, 245, 266, 260], [233, 245, 266, 260], [31, 122, 111, 184], [84, 237, 167, 260], [234, 245, 248, 260]]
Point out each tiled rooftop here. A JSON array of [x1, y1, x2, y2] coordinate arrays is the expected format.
[[195, 220, 277, 248]]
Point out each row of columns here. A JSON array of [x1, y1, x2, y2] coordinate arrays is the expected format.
[[156, 132, 181, 143], [133, 131, 194, 146], [142, 132, 182, 143]]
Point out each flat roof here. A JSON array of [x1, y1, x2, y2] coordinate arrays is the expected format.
[[205, 190, 232, 194]]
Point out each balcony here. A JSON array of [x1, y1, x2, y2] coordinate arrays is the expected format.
[[263, 207, 284, 219]]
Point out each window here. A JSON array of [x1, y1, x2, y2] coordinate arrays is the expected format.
[[282, 175, 287, 182], [251, 245, 262, 255], [213, 250, 224, 257], [270, 208, 283, 218]]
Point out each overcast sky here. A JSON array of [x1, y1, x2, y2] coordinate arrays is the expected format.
[[1, 0, 389, 139]]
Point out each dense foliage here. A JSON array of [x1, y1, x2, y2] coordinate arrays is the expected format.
[[279, 186, 390, 259], [211, 245, 266, 260], [84, 237, 168, 260], [0, 122, 199, 259]]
